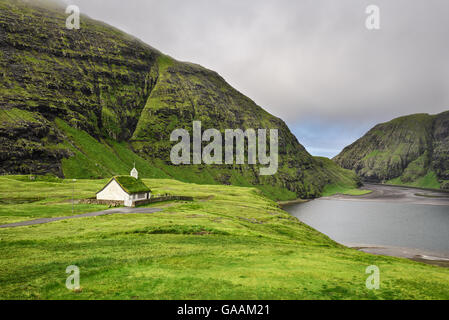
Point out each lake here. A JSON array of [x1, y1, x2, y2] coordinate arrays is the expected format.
[[283, 185, 449, 256]]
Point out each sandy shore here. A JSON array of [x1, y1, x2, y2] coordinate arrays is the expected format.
[[278, 198, 309, 207], [322, 183, 449, 206], [343, 243, 449, 268]]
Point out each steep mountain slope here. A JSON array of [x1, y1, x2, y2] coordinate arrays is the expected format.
[[334, 112, 449, 189], [0, 0, 359, 199], [0, 0, 159, 175]]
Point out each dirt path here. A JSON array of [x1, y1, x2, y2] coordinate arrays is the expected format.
[[0, 207, 163, 229]]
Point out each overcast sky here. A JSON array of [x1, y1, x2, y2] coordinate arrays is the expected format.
[[64, 0, 449, 157]]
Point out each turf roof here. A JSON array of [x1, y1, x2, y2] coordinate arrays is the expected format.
[[112, 176, 151, 194]]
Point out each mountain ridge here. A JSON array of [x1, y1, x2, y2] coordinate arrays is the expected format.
[[0, 0, 359, 200], [334, 111, 449, 190]]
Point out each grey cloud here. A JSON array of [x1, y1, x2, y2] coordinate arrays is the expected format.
[[64, 0, 449, 155]]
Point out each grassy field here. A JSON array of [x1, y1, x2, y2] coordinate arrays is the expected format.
[[387, 171, 442, 190], [321, 184, 372, 197], [0, 175, 449, 299]]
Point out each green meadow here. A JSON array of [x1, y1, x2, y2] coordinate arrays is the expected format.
[[0, 175, 449, 300]]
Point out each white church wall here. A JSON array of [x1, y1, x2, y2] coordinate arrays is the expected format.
[[97, 180, 129, 201]]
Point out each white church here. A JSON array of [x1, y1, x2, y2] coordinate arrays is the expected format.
[[96, 165, 151, 207]]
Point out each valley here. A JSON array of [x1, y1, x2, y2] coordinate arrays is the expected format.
[[1, 0, 448, 301], [1, 175, 449, 299]]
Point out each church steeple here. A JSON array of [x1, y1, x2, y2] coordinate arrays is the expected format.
[[130, 162, 138, 179]]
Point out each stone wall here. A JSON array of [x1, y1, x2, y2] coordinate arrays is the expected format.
[[79, 199, 123, 207], [79, 196, 193, 207], [131, 196, 193, 207]]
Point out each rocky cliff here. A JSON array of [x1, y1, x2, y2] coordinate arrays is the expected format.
[[334, 112, 449, 189]]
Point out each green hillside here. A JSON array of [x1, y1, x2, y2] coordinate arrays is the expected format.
[[334, 112, 449, 190], [1, 176, 449, 299], [0, 0, 359, 200]]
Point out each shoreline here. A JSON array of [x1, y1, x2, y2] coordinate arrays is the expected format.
[[366, 182, 449, 194], [320, 183, 449, 206], [278, 198, 309, 208], [344, 243, 449, 268], [282, 184, 449, 268]]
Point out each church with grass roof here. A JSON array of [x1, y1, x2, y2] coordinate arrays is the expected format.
[[96, 166, 151, 207]]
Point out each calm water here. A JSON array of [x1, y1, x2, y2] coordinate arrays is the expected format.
[[284, 200, 449, 254]]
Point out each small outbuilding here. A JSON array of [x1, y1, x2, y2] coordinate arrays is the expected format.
[[96, 172, 151, 207]]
